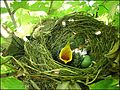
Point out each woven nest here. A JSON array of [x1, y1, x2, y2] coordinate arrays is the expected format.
[[18, 12, 119, 89]]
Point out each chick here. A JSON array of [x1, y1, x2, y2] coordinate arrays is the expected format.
[[59, 42, 72, 64]]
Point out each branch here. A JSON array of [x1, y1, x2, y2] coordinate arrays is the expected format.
[[3, 1, 24, 48], [4, 0, 17, 30], [2, 24, 11, 34]]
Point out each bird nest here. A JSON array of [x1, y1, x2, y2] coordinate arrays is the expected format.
[[17, 12, 119, 89]]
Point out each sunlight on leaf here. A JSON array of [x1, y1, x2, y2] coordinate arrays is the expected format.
[[28, 1, 49, 12], [1, 65, 15, 74], [15, 23, 34, 39], [96, 13, 109, 25], [89, 78, 119, 90], [29, 11, 47, 17], [10, 1, 29, 11], [0, 36, 11, 52], [52, 1, 64, 10], [3, 21, 16, 32], [112, 13, 120, 28], [0, 56, 12, 65], [0, 7, 8, 13], [15, 8, 31, 25], [1, 76, 26, 89]]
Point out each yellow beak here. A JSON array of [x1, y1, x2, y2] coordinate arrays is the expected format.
[[59, 42, 72, 64]]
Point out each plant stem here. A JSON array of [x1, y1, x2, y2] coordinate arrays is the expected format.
[[86, 69, 102, 85], [48, 0, 54, 15], [4, 0, 17, 30]]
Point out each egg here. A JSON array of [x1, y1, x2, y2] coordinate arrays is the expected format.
[[80, 55, 92, 68]]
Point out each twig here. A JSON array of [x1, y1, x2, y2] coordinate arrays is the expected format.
[[3, 1, 24, 49], [12, 56, 28, 74], [30, 80, 40, 90], [86, 69, 102, 85], [2, 24, 11, 34], [48, 0, 54, 15], [4, 0, 17, 30]]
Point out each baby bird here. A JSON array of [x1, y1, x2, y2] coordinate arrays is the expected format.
[[59, 42, 72, 64]]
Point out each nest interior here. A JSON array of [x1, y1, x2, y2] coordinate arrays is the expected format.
[[17, 12, 119, 89]]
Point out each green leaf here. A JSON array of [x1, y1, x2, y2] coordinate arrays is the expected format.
[[96, 1, 119, 20], [105, 1, 119, 12], [97, 5, 108, 16], [106, 1, 119, 20], [112, 13, 120, 27], [67, 1, 85, 6], [3, 21, 16, 32], [15, 8, 31, 25], [0, 36, 12, 52], [1, 37, 7, 45], [52, 1, 64, 10], [89, 78, 119, 89], [1, 76, 26, 89], [92, 1, 104, 6], [66, 1, 88, 12], [89, 1, 102, 16], [28, 16, 41, 24], [10, 1, 29, 11], [80, 4, 91, 12], [0, 7, 8, 13], [1, 64, 15, 74], [49, 1, 89, 18], [0, 56, 15, 74], [28, 1, 49, 12], [15, 8, 40, 25], [7, 35, 24, 57], [0, 56, 12, 65], [49, 10, 66, 18]]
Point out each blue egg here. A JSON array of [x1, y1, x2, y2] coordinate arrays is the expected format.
[[80, 55, 92, 68]]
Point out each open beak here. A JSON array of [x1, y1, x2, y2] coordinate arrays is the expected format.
[[59, 42, 72, 64]]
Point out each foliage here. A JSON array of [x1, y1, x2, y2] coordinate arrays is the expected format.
[[1, 76, 26, 89], [89, 77, 119, 90], [0, 0, 119, 90]]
